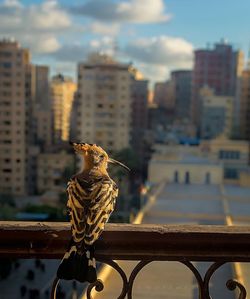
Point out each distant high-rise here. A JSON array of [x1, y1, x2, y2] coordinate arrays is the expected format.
[[200, 87, 233, 139], [131, 75, 149, 174], [27, 65, 52, 148], [0, 39, 30, 195], [239, 69, 250, 140], [192, 40, 244, 128], [76, 53, 131, 153], [153, 81, 175, 110], [51, 74, 76, 143], [171, 70, 192, 120]]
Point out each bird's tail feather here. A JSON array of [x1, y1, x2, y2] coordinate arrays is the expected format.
[[57, 245, 97, 283]]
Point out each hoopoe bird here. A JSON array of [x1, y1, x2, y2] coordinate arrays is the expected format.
[[57, 142, 130, 283]]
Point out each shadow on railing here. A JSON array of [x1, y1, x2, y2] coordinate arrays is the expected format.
[[0, 221, 249, 299]]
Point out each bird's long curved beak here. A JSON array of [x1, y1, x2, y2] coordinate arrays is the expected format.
[[108, 158, 130, 171]]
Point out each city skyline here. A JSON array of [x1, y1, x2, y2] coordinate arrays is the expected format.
[[1, 0, 250, 84]]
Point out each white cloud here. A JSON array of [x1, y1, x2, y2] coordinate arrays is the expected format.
[[52, 37, 115, 62], [0, 0, 73, 53], [89, 22, 120, 36], [3, 0, 22, 8], [23, 35, 61, 54], [69, 0, 171, 24], [30, 1, 71, 30], [137, 63, 170, 83], [125, 36, 194, 68]]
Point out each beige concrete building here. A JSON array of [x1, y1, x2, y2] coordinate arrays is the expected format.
[[37, 151, 74, 194], [239, 69, 250, 140], [32, 65, 52, 147], [192, 41, 244, 127], [76, 53, 131, 153], [148, 136, 250, 185], [153, 80, 175, 109], [51, 74, 76, 143], [201, 135, 250, 183], [148, 144, 223, 184], [25, 64, 52, 194], [200, 86, 233, 139], [0, 39, 31, 195]]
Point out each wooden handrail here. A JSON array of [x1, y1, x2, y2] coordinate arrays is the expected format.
[[0, 221, 250, 261]]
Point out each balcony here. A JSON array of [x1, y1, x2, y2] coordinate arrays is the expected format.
[[0, 221, 249, 298]]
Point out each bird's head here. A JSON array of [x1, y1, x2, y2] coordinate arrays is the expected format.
[[70, 142, 130, 172]]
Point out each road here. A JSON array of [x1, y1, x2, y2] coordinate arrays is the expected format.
[[87, 183, 250, 299]]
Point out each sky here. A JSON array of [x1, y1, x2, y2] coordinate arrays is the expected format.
[[0, 0, 250, 85]]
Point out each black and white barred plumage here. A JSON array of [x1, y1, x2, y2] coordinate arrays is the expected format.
[[56, 143, 127, 283]]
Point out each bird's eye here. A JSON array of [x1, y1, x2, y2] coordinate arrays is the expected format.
[[99, 154, 104, 159]]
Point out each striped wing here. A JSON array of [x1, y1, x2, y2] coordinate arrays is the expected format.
[[67, 176, 118, 246]]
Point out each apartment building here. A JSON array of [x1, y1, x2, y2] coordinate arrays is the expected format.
[[171, 70, 192, 120], [37, 151, 74, 194], [76, 53, 131, 153], [0, 39, 30, 195], [131, 77, 149, 174], [32, 65, 52, 147], [192, 40, 244, 127], [201, 136, 250, 182], [200, 87, 233, 139], [238, 69, 250, 140], [51, 74, 76, 143]]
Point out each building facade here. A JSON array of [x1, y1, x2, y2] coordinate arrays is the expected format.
[[51, 74, 76, 143], [76, 54, 131, 153], [201, 136, 250, 183], [0, 39, 30, 195], [171, 70, 192, 120], [153, 81, 175, 110], [37, 151, 74, 194], [131, 77, 149, 173], [239, 69, 250, 140], [148, 144, 223, 184], [192, 40, 244, 128], [200, 87, 233, 139]]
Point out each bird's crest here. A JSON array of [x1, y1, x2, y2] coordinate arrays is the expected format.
[[70, 141, 130, 171], [70, 142, 106, 156]]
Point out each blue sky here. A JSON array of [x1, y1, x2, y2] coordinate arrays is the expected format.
[[0, 0, 250, 84]]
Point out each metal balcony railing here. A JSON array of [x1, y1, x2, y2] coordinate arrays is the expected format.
[[0, 221, 249, 299]]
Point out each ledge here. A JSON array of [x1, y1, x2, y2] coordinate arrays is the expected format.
[[0, 221, 250, 261]]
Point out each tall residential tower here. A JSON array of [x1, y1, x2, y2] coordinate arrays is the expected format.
[[76, 54, 131, 153], [0, 39, 30, 195], [51, 74, 76, 143], [192, 40, 244, 129]]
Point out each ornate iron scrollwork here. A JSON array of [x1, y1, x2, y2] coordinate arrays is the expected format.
[[86, 279, 104, 299], [226, 279, 247, 299], [87, 259, 128, 299], [182, 261, 247, 299], [51, 260, 248, 299]]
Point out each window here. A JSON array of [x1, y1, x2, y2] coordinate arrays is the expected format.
[[2, 62, 12, 68], [174, 171, 179, 183], [224, 168, 238, 179], [219, 150, 240, 159], [185, 172, 190, 184], [0, 52, 12, 57]]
